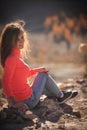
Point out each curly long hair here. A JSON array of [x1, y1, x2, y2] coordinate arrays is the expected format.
[[0, 20, 30, 67]]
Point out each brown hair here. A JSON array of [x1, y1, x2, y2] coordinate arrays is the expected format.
[[0, 20, 30, 67]]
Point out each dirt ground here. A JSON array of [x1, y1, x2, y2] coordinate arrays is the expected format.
[[0, 76, 87, 130]]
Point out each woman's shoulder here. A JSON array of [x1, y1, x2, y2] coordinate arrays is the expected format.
[[4, 55, 19, 68], [6, 54, 18, 64]]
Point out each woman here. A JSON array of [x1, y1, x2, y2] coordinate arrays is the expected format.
[[0, 20, 78, 111]]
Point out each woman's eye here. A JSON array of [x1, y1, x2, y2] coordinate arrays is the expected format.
[[20, 35, 24, 40], [21, 36, 24, 39], [18, 36, 24, 41]]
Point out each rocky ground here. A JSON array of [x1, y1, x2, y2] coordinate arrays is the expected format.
[[0, 76, 87, 130]]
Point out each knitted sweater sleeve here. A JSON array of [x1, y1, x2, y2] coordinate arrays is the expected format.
[[29, 68, 37, 76]]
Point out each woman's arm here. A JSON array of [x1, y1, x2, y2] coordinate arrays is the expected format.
[[30, 67, 48, 75]]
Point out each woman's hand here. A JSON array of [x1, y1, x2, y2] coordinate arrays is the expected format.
[[36, 67, 48, 73]]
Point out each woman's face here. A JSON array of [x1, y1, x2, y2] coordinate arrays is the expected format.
[[16, 31, 25, 49]]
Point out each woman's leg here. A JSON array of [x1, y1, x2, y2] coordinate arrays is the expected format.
[[24, 72, 48, 109], [43, 74, 63, 97], [31, 73, 63, 99], [24, 72, 72, 109], [43, 74, 73, 104]]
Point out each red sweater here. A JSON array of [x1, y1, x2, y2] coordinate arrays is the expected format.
[[2, 48, 37, 101]]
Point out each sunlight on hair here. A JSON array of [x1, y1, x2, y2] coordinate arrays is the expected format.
[[21, 31, 30, 61]]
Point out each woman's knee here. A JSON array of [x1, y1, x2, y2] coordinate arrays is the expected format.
[[38, 72, 48, 77]]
